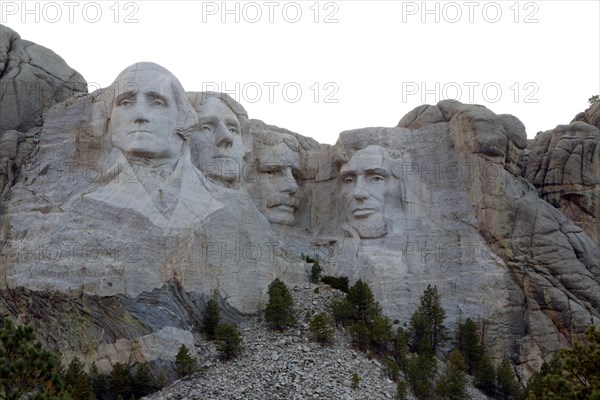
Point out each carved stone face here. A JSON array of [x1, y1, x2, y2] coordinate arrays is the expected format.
[[340, 145, 389, 238], [191, 97, 244, 185], [110, 71, 181, 159], [253, 142, 301, 226]]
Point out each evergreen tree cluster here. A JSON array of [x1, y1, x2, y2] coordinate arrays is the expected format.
[[0, 315, 162, 400], [524, 325, 600, 399], [202, 298, 243, 360]]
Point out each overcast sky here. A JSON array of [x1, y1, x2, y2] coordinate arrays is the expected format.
[[3, 0, 599, 144]]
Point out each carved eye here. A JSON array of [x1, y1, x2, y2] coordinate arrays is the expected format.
[[152, 99, 166, 107], [228, 126, 239, 134], [371, 175, 385, 183], [120, 99, 133, 107], [200, 125, 213, 133], [344, 177, 355, 184]]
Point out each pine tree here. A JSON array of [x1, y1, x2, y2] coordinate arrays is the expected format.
[[457, 318, 483, 374], [435, 350, 467, 400], [350, 320, 370, 350], [346, 279, 381, 322], [309, 312, 334, 345], [132, 363, 154, 399], [474, 352, 496, 397], [407, 353, 436, 400], [108, 362, 132, 400], [202, 298, 220, 339], [265, 278, 296, 330], [496, 359, 522, 400], [538, 326, 600, 399], [408, 285, 446, 355], [88, 361, 107, 400], [174, 344, 197, 377], [214, 323, 242, 360], [64, 357, 95, 400], [396, 379, 408, 399], [310, 261, 323, 283], [394, 327, 410, 372], [331, 297, 355, 326], [370, 315, 393, 352], [0, 317, 70, 400]]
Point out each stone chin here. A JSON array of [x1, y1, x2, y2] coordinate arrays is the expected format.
[[349, 214, 387, 239], [266, 205, 297, 226]]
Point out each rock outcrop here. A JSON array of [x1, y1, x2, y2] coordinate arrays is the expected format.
[[525, 101, 600, 246], [0, 24, 87, 198], [0, 28, 598, 386]]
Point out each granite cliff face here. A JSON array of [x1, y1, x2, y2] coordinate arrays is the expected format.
[[525, 101, 599, 246], [0, 24, 87, 198], [0, 28, 598, 381]]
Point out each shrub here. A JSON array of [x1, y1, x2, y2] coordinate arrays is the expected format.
[[310, 262, 323, 283], [309, 312, 334, 345], [202, 298, 220, 339], [383, 358, 400, 381], [174, 344, 197, 377], [320, 276, 349, 293], [265, 278, 296, 330], [351, 373, 360, 389]]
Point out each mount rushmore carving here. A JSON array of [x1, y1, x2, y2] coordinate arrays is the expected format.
[[1, 37, 598, 380]]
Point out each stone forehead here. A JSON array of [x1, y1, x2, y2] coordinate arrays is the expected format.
[[340, 145, 389, 172], [254, 131, 301, 151]]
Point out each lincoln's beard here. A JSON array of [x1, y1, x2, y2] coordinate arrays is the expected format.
[[350, 214, 387, 239]]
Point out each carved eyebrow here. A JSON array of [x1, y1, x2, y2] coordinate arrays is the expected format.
[[146, 91, 169, 105], [224, 117, 241, 127], [259, 162, 284, 172], [364, 167, 390, 177], [339, 170, 357, 178], [197, 116, 217, 125], [115, 90, 137, 105]]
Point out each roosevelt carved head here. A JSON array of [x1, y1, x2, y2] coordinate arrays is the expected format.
[[248, 131, 302, 226]]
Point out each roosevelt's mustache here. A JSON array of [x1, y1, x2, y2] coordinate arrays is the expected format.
[[266, 196, 301, 209]]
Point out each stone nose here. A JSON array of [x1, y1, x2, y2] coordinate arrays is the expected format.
[[133, 102, 151, 124], [280, 167, 299, 193], [353, 178, 368, 200], [214, 123, 234, 148]]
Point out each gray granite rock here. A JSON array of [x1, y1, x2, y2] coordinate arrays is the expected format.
[[0, 24, 87, 197], [0, 48, 597, 388], [526, 119, 599, 245]]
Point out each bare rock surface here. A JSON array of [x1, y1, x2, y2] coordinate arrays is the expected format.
[[0, 24, 87, 197], [526, 108, 599, 245]]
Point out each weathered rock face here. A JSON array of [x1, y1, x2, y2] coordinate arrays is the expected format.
[[525, 109, 599, 246], [0, 31, 598, 382], [0, 24, 87, 198]]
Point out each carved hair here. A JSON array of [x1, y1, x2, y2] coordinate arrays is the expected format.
[[253, 130, 301, 153], [98, 62, 197, 138]]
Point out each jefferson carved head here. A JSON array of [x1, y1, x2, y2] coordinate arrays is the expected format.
[[188, 92, 250, 188], [339, 144, 392, 239], [105, 62, 196, 160], [248, 131, 302, 226]]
